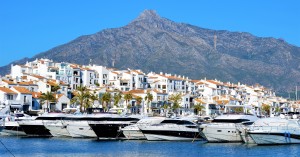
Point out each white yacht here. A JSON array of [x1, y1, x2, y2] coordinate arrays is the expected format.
[[0, 113, 33, 136], [88, 115, 142, 139], [42, 114, 70, 137], [247, 116, 300, 145], [121, 117, 165, 140], [63, 113, 121, 138], [138, 117, 201, 141], [199, 105, 258, 143], [18, 113, 66, 137]]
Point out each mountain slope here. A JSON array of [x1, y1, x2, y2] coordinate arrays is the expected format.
[[1, 10, 300, 92]]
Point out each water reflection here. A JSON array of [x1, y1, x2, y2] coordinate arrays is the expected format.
[[1, 137, 300, 157]]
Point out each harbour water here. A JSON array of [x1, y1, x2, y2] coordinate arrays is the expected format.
[[1, 137, 300, 157]]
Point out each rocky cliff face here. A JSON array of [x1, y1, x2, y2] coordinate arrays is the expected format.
[[1, 10, 300, 92]]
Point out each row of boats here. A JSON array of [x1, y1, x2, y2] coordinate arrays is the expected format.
[[0, 112, 201, 141], [1, 105, 300, 145]]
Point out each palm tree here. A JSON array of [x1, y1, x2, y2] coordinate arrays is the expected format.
[[39, 91, 56, 112], [145, 92, 153, 113], [162, 102, 170, 117], [83, 93, 93, 110], [90, 92, 99, 108], [100, 92, 112, 111], [261, 104, 271, 116], [168, 93, 182, 114], [136, 96, 142, 107], [71, 86, 89, 112], [194, 103, 205, 116], [275, 106, 281, 114], [124, 93, 133, 109], [113, 92, 122, 107], [51, 85, 61, 93], [135, 96, 143, 114]]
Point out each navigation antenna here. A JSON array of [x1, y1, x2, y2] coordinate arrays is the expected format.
[[214, 32, 217, 50], [112, 53, 116, 67], [89, 59, 93, 66]]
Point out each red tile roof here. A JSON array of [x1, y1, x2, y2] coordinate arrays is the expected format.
[[127, 89, 146, 94], [31, 74, 45, 79], [131, 70, 143, 75], [31, 92, 42, 98], [0, 87, 17, 94], [13, 87, 32, 94], [206, 80, 223, 85], [2, 80, 16, 85]]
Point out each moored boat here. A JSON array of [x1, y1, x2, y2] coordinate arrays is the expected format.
[[138, 117, 201, 141], [88, 115, 141, 139], [121, 117, 165, 140], [199, 105, 258, 143], [63, 113, 122, 138], [18, 113, 67, 137], [0, 113, 33, 136], [247, 117, 300, 145]]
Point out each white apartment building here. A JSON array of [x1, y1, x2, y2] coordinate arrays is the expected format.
[[0, 78, 38, 92], [108, 69, 147, 91], [0, 86, 32, 111], [89, 65, 110, 87], [147, 72, 188, 94], [130, 70, 148, 89], [81, 67, 97, 88]]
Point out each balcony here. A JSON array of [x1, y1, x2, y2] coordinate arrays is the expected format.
[[4, 100, 21, 105]]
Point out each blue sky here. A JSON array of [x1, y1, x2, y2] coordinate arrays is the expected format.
[[0, 0, 299, 66]]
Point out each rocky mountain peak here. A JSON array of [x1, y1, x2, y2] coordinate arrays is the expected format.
[[1, 10, 300, 94], [136, 9, 160, 20]]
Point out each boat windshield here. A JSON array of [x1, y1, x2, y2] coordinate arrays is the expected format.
[[160, 120, 195, 125], [160, 120, 181, 124], [212, 119, 250, 123], [177, 120, 195, 125]]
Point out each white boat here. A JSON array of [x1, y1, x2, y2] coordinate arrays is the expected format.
[[199, 105, 258, 143], [63, 113, 121, 138], [248, 116, 300, 145], [88, 115, 142, 139], [138, 117, 201, 141], [0, 113, 33, 136], [121, 117, 165, 140], [42, 114, 70, 137], [18, 113, 67, 137]]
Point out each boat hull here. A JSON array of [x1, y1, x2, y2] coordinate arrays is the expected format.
[[89, 123, 129, 139], [1, 121, 26, 136], [142, 130, 200, 141], [122, 129, 145, 140], [139, 123, 201, 141], [200, 124, 242, 142], [44, 121, 70, 137], [63, 120, 97, 138], [19, 125, 52, 137], [249, 132, 300, 145]]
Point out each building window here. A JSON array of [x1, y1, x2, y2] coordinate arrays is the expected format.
[[7, 94, 13, 100], [62, 103, 67, 110]]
